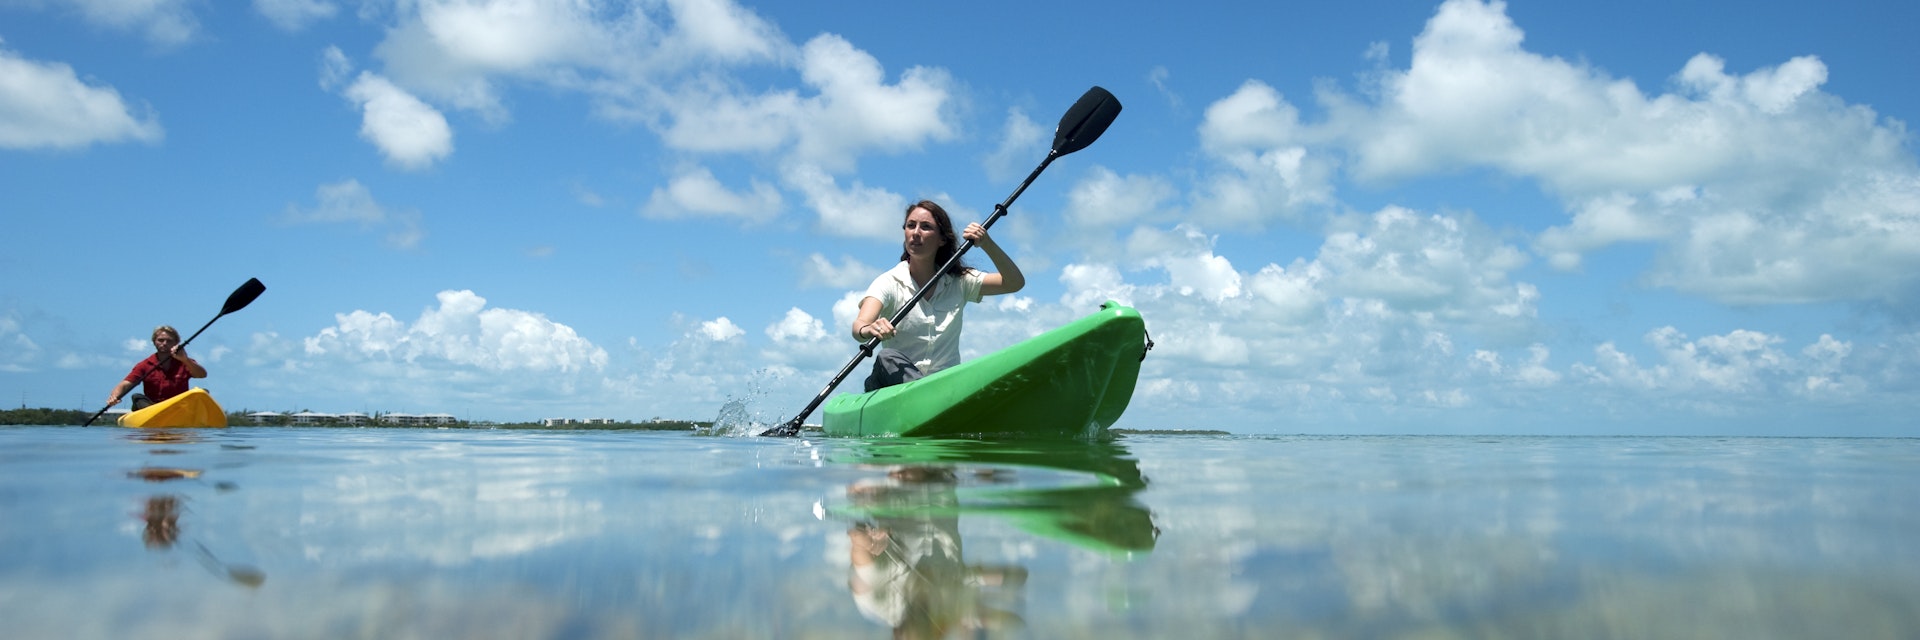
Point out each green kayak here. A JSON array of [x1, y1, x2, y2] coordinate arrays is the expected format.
[[822, 301, 1149, 438]]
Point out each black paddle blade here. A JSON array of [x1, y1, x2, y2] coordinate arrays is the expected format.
[[221, 278, 266, 316], [1051, 86, 1122, 156]]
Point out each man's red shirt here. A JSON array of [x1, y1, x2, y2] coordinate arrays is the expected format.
[[124, 355, 193, 402]]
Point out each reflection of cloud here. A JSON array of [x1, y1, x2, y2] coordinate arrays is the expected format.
[[1110, 436, 1920, 636], [3, 579, 599, 639], [1333, 535, 1553, 617], [301, 467, 605, 566], [2, 433, 1914, 636]]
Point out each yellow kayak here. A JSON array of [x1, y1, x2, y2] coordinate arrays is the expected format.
[[119, 388, 227, 428]]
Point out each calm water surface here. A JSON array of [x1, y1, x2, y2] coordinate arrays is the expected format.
[[1, 426, 1915, 639]]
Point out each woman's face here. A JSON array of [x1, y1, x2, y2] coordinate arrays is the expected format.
[[902, 207, 944, 260]]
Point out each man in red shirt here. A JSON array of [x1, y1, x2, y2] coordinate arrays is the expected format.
[[106, 325, 207, 410]]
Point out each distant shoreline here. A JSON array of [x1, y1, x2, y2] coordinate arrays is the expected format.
[[0, 407, 711, 430], [5, 407, 1226, 435], [1111, 428, 1232, 436]]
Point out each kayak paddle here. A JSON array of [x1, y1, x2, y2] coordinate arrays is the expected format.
[[81, 278, 267, 427], [762, 86, 1123, 437]]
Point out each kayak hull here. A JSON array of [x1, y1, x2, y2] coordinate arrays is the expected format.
[[822, 301, 1147, 438], [118, 388, 227, 428]]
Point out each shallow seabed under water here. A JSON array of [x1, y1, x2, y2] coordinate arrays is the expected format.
[[1, 426, 1916, 639]]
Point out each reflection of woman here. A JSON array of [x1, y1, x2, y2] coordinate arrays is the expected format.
[[846, 466, 1024, 638]]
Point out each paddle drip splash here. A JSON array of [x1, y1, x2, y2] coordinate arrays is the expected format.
[[701, 369, 785, 437]]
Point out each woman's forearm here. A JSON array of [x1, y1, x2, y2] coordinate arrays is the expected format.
[[979, 238, 1024, 293]]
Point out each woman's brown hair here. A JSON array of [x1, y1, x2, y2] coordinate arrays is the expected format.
[[899, 200, 973, 278]]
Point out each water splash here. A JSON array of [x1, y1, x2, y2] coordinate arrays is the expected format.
[[699, 369, 784, 437], [701, 396, 759, 437]]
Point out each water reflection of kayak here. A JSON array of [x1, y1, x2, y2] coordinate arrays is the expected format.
[[829, 438, 1159, 554], [822, 301, 1149, 438], [119, 388, 227, 428]]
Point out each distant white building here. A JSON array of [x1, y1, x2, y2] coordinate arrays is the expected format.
[[543, 417, 617, 426], [381, 412, 457, 426], [336, 412, 369, 425], [247, 411, 281, 424], [288, 411, 334, 425]]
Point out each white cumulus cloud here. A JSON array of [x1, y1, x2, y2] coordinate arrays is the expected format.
[[343, 72, 454, 170], [799, 254, 876, 290], [51, 0, 200, 46], [783, 163, 908, 240], [0, 312, 44, 373], [697, 317, 744, 342], [985, 107, 1044, 183], [304, 290, 607, 374], [1066, 167, 1177, 231], [1565, 326, 1867, 404], [0, 46, 163, 149], [253, 0, 336, 31], [280, 179, 426, 249], [1319, 207, 1533, 329], [641, 165, 783, 223], [1313, 0, 1920, 305], [764, 308, 824, 342], [1189, 80, 1337, 227]]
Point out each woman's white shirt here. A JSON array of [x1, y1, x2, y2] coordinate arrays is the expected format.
[[861, 262, 985, 373]]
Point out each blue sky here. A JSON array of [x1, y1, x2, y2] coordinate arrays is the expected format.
[[3, 0, 1918, 435]]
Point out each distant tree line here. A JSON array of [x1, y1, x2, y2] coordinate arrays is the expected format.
[[0, 407, 91, 425], [490, 419, 706, 431], [224, 410, 706, 430], [1, 406, 708, 431]]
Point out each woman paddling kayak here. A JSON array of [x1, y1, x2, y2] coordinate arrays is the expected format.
[[105, 325, 207, 410], [852, 200, 1025, 392]]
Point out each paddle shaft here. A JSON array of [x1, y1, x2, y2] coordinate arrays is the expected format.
[[761, 153, 1060, 437]]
